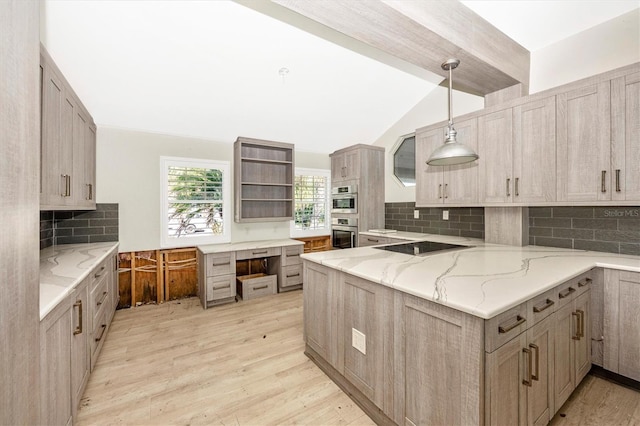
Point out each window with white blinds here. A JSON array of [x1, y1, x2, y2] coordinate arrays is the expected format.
[[291, 168, 330, 237], [160, 157, 230, 247]]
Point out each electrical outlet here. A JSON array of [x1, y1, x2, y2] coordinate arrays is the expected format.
[[414, 210, 420, 219], [443, 210, 449, 220], [352, 328, 366, 355]]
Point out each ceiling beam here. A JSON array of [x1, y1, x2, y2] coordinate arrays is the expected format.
[[246, 0, 530, 96]]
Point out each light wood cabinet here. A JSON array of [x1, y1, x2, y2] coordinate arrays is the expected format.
[[603, 269, 640, 381], [341, 273, 393, 412], [611, 72, 640, 201], [416, 118, 478, 206], [557, 82, 611, 202], [70, 278, 90, 419], [40, 45, 96, 211], [554, 278, 591, 410], [479, 109, 513, 203], [197, 250, 237, 308], [40, 298, 73, 426], [234, 137, 294, 223], [331, 149, 360, 182], [295, 235, 331, 253]]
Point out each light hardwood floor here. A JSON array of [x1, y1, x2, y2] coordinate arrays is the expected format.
[[78, 291, 639, 425]]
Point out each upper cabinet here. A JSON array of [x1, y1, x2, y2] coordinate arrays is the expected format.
[[415, 62, 639, 207], [40, 45, 96, 211], [416, 118, 478, 206], [331, 148, 360, 182], [233, 137, 294, 223]]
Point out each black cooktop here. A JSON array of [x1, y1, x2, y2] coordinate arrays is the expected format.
[[373, 241, 470, 256]]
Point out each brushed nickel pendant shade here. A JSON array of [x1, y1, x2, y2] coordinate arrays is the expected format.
[[426, 59, 479, 166]]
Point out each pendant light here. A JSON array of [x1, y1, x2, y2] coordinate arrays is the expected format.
[[426, 59, 479, 166]]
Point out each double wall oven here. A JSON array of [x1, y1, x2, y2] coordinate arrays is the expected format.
[[331, 217, 358, 249], [331, 184, 358, 249]]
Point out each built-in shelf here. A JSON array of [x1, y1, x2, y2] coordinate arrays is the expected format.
[[234, 137, 295, 223]]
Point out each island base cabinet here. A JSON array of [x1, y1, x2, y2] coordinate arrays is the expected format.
[[604, 270, 640, 381], [485, 315, 554, 426], [393, 292, 484, 426]]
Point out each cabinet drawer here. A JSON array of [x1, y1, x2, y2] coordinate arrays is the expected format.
[[237, 274, 277, 300], [485, 302, 528, 353], [205, 252, 236, 277], [527, 287, 558, 325], [556, 271, 592, 309], [282, 245, 303, 266], [236, 246, 281, 260], [90, 307, 108, 366], [206, 275, 236, 301], [282, 264, 303, 287], [90, 276, 109, 329], [89, 257, 110, 288], [359, 235, 388, 247]]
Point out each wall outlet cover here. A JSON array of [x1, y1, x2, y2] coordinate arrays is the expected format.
[[443, 210, 449, 220], [352, 328, 366, 355], [414, 210, 420, 219]]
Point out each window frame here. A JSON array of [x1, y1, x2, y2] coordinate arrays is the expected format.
[[290, 167, 331, 238], [160, 156, 231, 248], [391, 132, 416, 187]]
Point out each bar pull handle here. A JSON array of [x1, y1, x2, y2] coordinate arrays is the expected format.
[[95, 323, 107, 342], [96, 291, 108, 307], [533, 298, 555, 313], [61, 174, 68, 196], [572, 311, 580, 340], [67, 175, 71, 197], [529, 343, 540, 381], [444, 183, 448, 199], [212, 283, 231, 290], [438, 184, 443, 199], [578, 277, 592, 288], [368, 238, 379, 243], [253, 285, 269, 291], [286, 273, 300, 278], [522, 347, 533, 387], [515, 177, 519, 197], [615, 169, 621, 192], [73, 300, 83, 335], [498, 315, 526, 334], [601, 170, 607, 193], [506, 178, 511, 197], [252, 250, 268, 255], [95, 265, 106, 278], [558, 287, 575, 299], [577, 309, 585, 338], [86, 183, 93, 200]]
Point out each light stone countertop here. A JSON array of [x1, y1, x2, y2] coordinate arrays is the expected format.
[[197, 238, 304, 254], [301, 234, 640, 320], [40, 242, 119, 320], [359, 230, 440, 241]]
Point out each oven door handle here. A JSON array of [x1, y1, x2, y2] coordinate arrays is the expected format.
[[351, 232, 356, 248]]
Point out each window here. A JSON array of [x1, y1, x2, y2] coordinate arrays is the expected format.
[[393, 134, 416, 186], [290, 168, 330, 238], [160, 157, 230, 248]]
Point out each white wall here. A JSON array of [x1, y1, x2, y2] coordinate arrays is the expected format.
[[96, 127, 330, 252], [372, 86, 484, 202], [530, 8, 639, 93]]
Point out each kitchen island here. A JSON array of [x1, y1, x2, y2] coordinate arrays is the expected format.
[[301, 236, 640, 425]]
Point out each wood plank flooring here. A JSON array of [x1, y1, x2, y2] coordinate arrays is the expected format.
[[78, 291, 639, 425]]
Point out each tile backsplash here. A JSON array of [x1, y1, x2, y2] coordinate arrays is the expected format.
[[40, 203, 119, 249], [384, 202, 484, 239], [529, 206, 639, 255]]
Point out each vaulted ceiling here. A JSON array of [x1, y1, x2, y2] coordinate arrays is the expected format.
[[40, 1, 638, 154]]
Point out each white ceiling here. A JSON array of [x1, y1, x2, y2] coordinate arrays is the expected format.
[[41, 0, 639, 155]]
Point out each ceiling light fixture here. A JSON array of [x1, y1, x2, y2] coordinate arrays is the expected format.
[[426, 59, 479, 166], [278, 67, 289, 84]]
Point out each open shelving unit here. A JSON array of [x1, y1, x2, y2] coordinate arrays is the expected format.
[[234, 137, 295, 222]]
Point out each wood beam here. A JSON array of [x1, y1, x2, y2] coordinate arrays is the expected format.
[[259, 0, 530, 96]]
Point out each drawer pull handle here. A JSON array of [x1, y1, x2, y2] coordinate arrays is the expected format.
[[522, 347, 533, 387], [73, 300, 83, 335], [368, 239, 379, 243], [95, 324, 107, 342], [96, 291, 108, 306], [533, 299, 555, 313], [212, 260, 230, 266], [498, 315, 526, 334], [286, 273, 300, 278], [559, 287, 575, 299], [578, 278, 592, 288], [286, 254, 299, 257], [212, 284, 230, 290], [95, 266, 106, 278], [253, 285, 269, 291], [529, 343, 540, 381], [252, 250, 268, 255]]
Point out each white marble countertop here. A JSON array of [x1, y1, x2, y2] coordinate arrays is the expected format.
[[359, 230, 433, 241], [301, 234, 640, 319], [197, 238, 304, 254], [40, 242, 119, 320]]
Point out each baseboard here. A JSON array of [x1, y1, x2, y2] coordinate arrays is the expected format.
[[590, 365, 640, 391]]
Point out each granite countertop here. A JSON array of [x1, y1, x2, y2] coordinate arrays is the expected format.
[[301, 234, 640, 320], [40, 242, 119, 320], [197, 238, 304, 254]]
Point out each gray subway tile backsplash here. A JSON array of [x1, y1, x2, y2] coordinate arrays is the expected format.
[[384, 203, 485, 240], [39, 203, 119, 249]]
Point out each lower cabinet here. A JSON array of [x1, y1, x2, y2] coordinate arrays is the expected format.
[[604, 269, 640, 381], [70, 277, 90, 419]]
